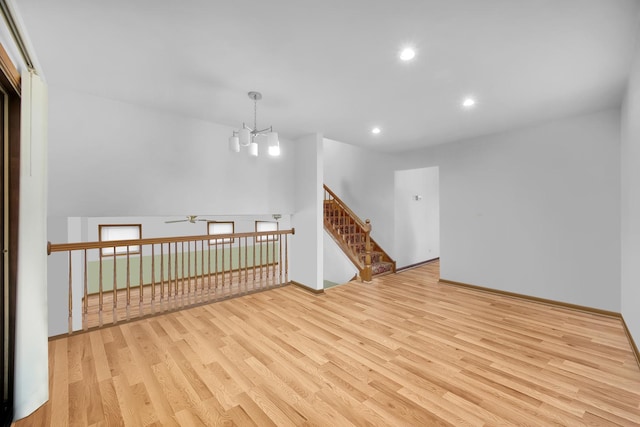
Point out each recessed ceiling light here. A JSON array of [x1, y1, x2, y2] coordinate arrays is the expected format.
[[462, 97, 476, 108], [371, 127, 381, 134], [399, 47, 415, 61]]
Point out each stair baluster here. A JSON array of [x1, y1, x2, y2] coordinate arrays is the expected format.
[[323, 184, 396, 282]]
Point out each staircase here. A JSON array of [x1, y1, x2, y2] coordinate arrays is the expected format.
[[323, 185, 396, 282]]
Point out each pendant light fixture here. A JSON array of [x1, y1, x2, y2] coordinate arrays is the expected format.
[[229, 91, 280, 157]]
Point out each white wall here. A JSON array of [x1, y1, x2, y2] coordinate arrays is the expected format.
[[47, 86, 294, 217], [82, 214, 291, 242], [323, 230, 358, 285], [290, 134, 323, 290], [396, 109, 621, 311], [46, 217, 68, 336], [621, 32, 640, 346], [323, 138, 395, 252], [14, 71, 48, 420], [394, 167, 440, 268]]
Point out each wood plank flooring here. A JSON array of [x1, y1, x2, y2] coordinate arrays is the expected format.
[[15, 261, 640, 426]]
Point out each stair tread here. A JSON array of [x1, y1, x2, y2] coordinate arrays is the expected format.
[[371, 261, 394, 276]]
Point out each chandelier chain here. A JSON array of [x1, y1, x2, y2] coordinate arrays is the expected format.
[[253, 98, 257, 131]]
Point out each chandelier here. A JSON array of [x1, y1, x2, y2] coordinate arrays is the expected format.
[[228, 91, 280, 157]]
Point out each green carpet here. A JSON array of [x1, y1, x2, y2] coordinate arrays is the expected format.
[[323, 280, 341, 289]]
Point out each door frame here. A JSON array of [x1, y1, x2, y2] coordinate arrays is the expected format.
[[0, 41, 20, 427]]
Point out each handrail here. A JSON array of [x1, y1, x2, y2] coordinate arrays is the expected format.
[[48, 228, 295, 333], [323, 184, 396, 281], [323, 185, 367, 229], [48, 228, 295, 254]]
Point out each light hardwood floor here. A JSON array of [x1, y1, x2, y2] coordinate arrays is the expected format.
[[15, 261, 640, 426], [83, 266, 285, 329]]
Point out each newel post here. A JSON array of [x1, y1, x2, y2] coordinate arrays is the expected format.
[[362, 219, 373, 282]]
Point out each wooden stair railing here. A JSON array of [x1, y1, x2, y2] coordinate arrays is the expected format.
[[48, 228, 294, 334], [323, 185, 396, 282]]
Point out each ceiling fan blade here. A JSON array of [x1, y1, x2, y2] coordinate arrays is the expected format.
[[165, 220, 188, 223]]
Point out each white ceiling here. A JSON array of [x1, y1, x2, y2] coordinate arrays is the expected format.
[[14, 0, 640, 152]]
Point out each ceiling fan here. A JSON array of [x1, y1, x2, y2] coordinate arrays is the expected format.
[[164, 215, 209, 224]]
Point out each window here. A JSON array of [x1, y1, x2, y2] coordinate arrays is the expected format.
[[99, 224, 141, 256], [255, 221, 278, 242], [208, 221, 234, 244]]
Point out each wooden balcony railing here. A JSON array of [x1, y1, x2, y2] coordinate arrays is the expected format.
[[48, 229, 294, 334]]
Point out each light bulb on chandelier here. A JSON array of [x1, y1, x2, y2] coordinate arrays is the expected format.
[[267, 132, 280, 156], [229, 91, 280, 157]]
